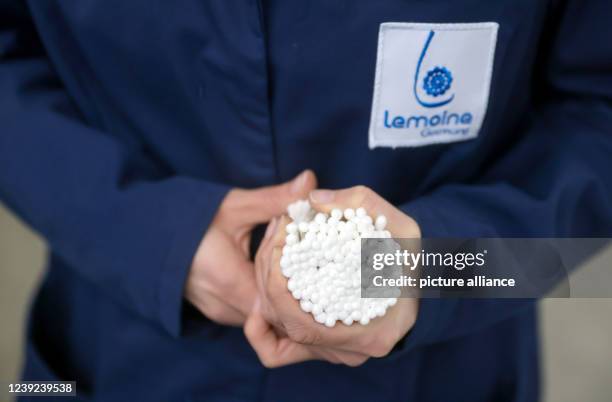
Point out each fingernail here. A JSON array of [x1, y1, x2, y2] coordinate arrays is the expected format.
[[310, 189, 335, 203], [290, 171, 309, 195], [264, 217, 278, 240]]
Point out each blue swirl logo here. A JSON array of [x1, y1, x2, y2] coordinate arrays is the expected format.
[[413, 31, 455, 108], [423, 66, 453, 97]]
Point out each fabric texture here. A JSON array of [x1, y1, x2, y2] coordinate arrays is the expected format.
[[1, 0, 610, 401]]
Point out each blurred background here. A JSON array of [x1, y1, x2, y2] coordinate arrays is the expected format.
[[1, 203, 611, 401]]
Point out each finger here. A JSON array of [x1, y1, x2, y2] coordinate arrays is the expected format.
[[311, 298, 416, 356], [256, 192, 413, 356], [309, 186, 420, 237], [262, 236, 376, 354], [255, 216, 280, 290], [244, 299, 318, 368], [260, 240, 405, 357], [308, 185, 388, 215], [270, 215, 292, 248], [205, 237, 260, 317], [255, 215, 290, 292], [197, 293, 246, 326], [264, 254, 401, 355], [255, 216, 291, 320], [228, 260, 259, 316], [309, 345, 370, 367], [263, 216, 282, 249], [238, 170, 317, 224]]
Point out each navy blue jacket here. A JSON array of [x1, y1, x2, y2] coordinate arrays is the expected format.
[[1, 1, 611, 401]]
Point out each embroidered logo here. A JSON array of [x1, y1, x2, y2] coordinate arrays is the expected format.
[[423, 66, 453, 98], [368, 22, 499, 148], [415, 31, 455, 108]]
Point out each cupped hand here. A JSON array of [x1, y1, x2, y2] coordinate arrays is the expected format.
[[185, 170, 317, 326], [245, 185, 421, 367]]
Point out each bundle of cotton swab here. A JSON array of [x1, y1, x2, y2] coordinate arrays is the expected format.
[[281, 200, 398, 327]]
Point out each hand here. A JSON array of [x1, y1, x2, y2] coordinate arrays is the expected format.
[[245, 186, 421, 367], [185, 170, 317, 326]]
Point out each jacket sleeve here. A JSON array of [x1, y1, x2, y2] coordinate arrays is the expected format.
[[0, 2, 229, 337], [399, 0, 612, 350]]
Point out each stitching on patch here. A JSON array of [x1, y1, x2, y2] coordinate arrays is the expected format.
[[368, 24, 387, 148], [368, 22, 499, 149]]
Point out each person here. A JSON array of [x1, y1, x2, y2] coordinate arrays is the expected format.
[[0, 1, 610, 401]]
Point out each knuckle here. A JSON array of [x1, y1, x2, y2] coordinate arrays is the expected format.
[[360, 331, 396, 358], [286, 327, 308, 344], [204, 306, 225, 323], [369, 345, 390, 358], [369, 335, 396, 358], [353, 185, 372, 198], [286, 323, 322, 346], [259, 354, 278, 369], [352, 185, 375, 208], [315, 349, 342, 365], [261, 303, 279, 325], [407, 312, 418, 330], [216, 190, 242, 220], [243, 316, 259, 339], [335, 351, 369, 367], [345, 355, 369, 367], [243, 323, 253, 339]]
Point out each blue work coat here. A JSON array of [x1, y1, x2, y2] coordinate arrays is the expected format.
[[1, 1, 611, 401]]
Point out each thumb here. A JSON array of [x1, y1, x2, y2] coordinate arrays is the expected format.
[[309, 186, 420, 237], [308, 185, 385, 215], [244, 298, 317, 368], [240, 170, 317, 224]]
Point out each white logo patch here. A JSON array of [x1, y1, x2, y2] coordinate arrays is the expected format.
[[368, 22, 499, 148]]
